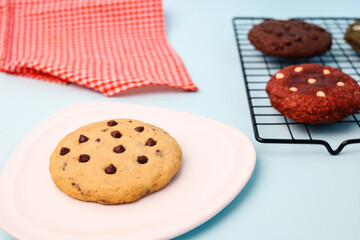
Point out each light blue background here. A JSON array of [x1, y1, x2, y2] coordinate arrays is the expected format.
[[1, 0, 359, 239]]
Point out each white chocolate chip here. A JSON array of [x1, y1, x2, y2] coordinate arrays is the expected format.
[[316, 91, 325, 97], [337, 81, 345, 86], [276, 73, 285, 79], [308, 78, 316, 84], [323, 69, 331, 75], [353, 25, 360, 31], [294, 67, 303, 73], [290, 87, 298, 92]]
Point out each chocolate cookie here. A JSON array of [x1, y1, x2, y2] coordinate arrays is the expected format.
[[248, 19, 332, 58], [49, 119, 182, 204], [266, 63, 360, 123], [344, 20, 360, 51]]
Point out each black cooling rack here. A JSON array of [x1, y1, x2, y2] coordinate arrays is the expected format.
[[233, 17, 360, 155]]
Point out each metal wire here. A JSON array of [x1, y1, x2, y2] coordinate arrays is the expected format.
[[233, 17, 360, 155]]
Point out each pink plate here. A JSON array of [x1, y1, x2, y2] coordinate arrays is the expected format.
[[0, 102, 256, 240]]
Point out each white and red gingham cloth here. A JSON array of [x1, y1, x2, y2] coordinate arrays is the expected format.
[[0, 0, 198, 96]]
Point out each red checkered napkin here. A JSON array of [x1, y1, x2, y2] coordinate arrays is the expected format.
[[0, 0, 197, 96]]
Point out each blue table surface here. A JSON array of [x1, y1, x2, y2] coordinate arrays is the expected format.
[[1, 0, 359, 239]]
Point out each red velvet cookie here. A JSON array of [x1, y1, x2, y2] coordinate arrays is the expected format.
[[248, 19, 332, 58], [266, 63, 360, 123]]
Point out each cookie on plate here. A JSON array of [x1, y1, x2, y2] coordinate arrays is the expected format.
[[266, 63, 360, 123], [344, 20, 360, 51], [49, 119, 182, 204], [248, 19, 332, 58]]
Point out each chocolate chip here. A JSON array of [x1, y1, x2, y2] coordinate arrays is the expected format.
[[135, 126, 144, 132], [95, 138, 100, 142], [60, 147, 70, 156], [105, 164, 117, 174], [79, 134, 89, 143], [146, 138, 157, 146], [113, 145, 125, 153], [137, 155, 148, 164], [111, 131, 122, 138], [107, 120, 118, 127], [102, 129, 107, 132], [79, 154, 90, 163]]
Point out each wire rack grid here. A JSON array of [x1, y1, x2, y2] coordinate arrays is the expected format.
[[233, 17, 360, 155]]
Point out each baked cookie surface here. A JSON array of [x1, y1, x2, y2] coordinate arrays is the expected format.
[[344, 20, 360, 51], [266, 63, 360, 123], [248, 19, 332, 58], [49, 119, 182, 204]]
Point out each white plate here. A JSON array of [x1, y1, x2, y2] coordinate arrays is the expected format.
[[0, 102, 256, 240]]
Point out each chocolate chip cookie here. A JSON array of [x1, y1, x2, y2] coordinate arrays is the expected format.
[[248, 19, 332, 58], [266, 63, 360, 123], [344, 20, 360, 51], [49, 119, 182, 204]]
